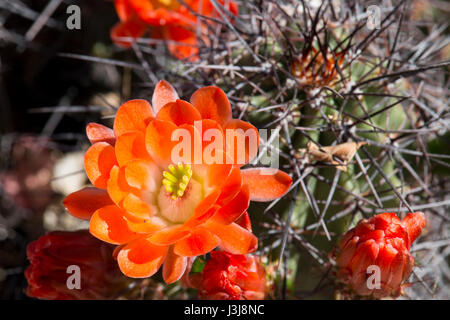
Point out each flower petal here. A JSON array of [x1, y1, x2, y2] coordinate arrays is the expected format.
[[193, 149, 230, 189], [185, 189, 221, 227], [107, 165, 133, 206], [402, 212, 426, 246], [241, 168, 292, 201], [377, 243, 398, 284], [129, 0, 184, 25], [199, 119, 225, 158], [235, 211, 252, 232], [163, 247, 188, 284], [190, 86, 232, 126], [216, 167, 242, 206], [86, 123, 115, 145], [213, 184, 250, 225], [206, 163, 232, 186], [156, 99, 201, 126], [63, 187, 113, 220], [122, 193, 152, 219], [114, 99, 154, 137], [206, 221, 258, 254], [174, 228, 220, 257], [126, 216, 167, 234], [84, 142, 118, 189], [163, 25, 199, 62], [89, 205, 138, 245], [115, 131, 151, 166], [117, 237, 168, 278], [145, 119, 179, 166], [110, 19, 148, 48], [146, 120, 201, 166], [148, 225, 190, 246], [114, 0, 134, 21], [337, 237, 359, 268], [224, 119, 259, 166], [152, 80, 179, 113], [124, 160, 161, 191]]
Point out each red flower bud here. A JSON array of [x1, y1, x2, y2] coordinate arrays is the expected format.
[[336, 212, 426, 298], [189, 251, 266, 300], [25, 230, 128, 300]]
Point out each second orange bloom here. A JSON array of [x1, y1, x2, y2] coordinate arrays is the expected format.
[[111, 0, 239, 61]]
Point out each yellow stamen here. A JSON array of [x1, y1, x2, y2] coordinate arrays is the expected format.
[[162, 162, 192, 200]]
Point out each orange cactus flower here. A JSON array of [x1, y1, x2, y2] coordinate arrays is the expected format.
[[25, 230, 128, 300], [291, 47, 345, 88], [64, 80, 292, 283], [111, 0, 239, 61], [188, 251, 267, 300], [335, 212, 426, 298]]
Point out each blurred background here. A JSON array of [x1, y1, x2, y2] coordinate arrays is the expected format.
[[0, 0, 123, 299]]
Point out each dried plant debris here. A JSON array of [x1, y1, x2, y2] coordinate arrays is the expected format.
[[301, 141, 368, 171]]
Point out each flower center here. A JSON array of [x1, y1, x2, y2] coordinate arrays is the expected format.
[[162, 162, 192, 200]]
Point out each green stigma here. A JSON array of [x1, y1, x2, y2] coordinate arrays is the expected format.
[[162, 162, 192, 200]]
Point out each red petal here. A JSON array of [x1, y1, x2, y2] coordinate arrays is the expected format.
[[89, 205, 138, 245], [146, 120, 201, 166], [129, 0, 185, 25], [241, 168, 292, 201], [148, 226, 190, 246], [163, 25, 199, 62], [124, 160, 160, 191], [174, 228, 220, 257], [152, 80, 179, 113], [190, 86, 232, 126], [110, 19, 148, 48], [63, 187, 113, 220], [216, 167, 242, 205], [84, 142, 118, 189], [122, 193, 152, 220], [235, 212, 252, 232], [373, 213, 399, 230], [199, 119, 225, 159], [107, 165, 133, 206], [126, 216, 166, 234], [185, 190, 221, 227], [163, 247, 188, 284], [117, 237, 168, 278], [213, 184, 250, 224], [337, 237, 359, 267], [377, 243, 398, 284], [224, 119, 259, 166], [86, 123, 115, 145], [156, 99, 201, 126], [402, 212, 426, 247], [115, 131, 151, 166], [145, 119, 179, 166], [206, 221, 258, 254], [114, 0, 133, 21], [349, 240, 378, 275], [113, 99, 154, 137]]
